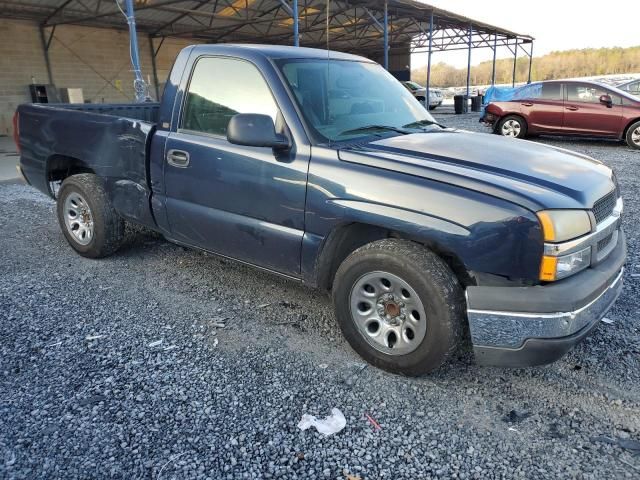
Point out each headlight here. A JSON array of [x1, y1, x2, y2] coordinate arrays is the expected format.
[[540, 246, 591, 281], [537, 210, 593, 281], [537, 210, 592, 242]]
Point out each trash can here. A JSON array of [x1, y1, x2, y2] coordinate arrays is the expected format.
[[454, 95, 468, 114], [471, 95, 482, 112]]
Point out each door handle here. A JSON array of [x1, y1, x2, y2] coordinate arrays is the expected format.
[[167, 149, 190, 168], [565, 106, 579, 111], [521, 102, 533, 107]]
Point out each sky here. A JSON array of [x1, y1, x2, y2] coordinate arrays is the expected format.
[[412, 0, 640, 69]]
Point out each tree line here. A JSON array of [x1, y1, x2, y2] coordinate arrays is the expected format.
[[411, 46, 640, 87]]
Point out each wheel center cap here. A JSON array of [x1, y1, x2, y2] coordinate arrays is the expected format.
[[384, 302, 400, 317]]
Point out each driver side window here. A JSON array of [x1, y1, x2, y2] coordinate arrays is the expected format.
[[182, 57, 279, 136]]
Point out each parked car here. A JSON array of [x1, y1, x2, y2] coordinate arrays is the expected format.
[[617, 78, 640, 97], [402, 81, 444, 110], [15, 45, 625, 375], [481, 80, 640, 149]]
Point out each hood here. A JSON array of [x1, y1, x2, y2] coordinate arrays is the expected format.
[[337, 130, 615, 211]]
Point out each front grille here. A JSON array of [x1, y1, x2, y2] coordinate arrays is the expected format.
[[592, 190, 617, 224], [597, 232, 613, 252]]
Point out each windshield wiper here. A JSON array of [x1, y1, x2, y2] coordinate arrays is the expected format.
[[401, 119, 446, 129], [338, 125, 410, 137]]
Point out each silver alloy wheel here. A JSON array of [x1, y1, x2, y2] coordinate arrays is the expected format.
[[349, 271, 427, 356], [632, 127, 640, 146], [501, 119, 522, 137], [63, 192, 94, 245]]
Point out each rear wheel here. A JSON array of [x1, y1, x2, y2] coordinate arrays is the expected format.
[[497, 115, 527, 139], [626, 121, 640, 149], [332, 239, 464, 376], [56, 174, 124, 258]]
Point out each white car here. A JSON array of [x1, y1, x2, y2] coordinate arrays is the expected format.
[[617, 79, 640, 97], [402, 81, 443, 110]]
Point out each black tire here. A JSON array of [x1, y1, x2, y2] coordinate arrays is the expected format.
[[428, 105, 437, 111], [56, 174, 124, 258], [332, 239, 465, 376], [625, 120, 640, 149], [496, 115, 527, 139]]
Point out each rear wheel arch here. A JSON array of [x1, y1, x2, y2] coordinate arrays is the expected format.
[[46, 154, 96, 197], [496, 114, 528, 138]]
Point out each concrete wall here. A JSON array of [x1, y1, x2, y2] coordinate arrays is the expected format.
[[0, 18, 200, 135]]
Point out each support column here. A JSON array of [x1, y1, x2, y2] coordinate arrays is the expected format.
[[39, 26, 54, 85], [466, 23, 472, 98], [491, 33, 497, 86], [293, 0, 299, 46], [512, 38, 518, 87], [425, 10, 433, 110], [383, 1, 389, 70], [124, 0, 148, 102], [528, 41, 534, 84], [149, 35, 160, 100]]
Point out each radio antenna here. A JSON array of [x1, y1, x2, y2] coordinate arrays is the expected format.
[[326, 0, 331, 147]]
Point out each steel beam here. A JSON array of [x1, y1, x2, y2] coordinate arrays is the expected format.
[[42, 0, 73, 25], [426, 10, 433, 110], [491, 33, 497, 85], [383, 0, 388, 70], [45, 0, 187, 27], [149, 35, 160, 100], [466, 23, 471, 98], [512, 37, 518, 87], [123, 0, 148, 102], [38, 25, 54, 84], [293, 0, 299, 46], [528, 41, 534, 84]]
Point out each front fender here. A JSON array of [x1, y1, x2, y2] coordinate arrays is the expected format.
[[302, 150, 544, 284]]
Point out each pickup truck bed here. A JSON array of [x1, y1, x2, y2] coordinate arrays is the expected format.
[[18, 103, 159, 229]]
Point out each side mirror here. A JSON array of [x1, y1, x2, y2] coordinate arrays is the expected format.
[[599, 94, 613, 108], [227, 113, 290, 150]]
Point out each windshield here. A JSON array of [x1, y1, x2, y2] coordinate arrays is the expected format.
[[277, 58, 437, 143]]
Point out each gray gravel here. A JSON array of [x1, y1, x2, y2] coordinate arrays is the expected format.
[[1, 115, 640, 479]]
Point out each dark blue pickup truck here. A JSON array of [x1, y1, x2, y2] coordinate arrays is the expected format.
[[15, 44, 625, 375]]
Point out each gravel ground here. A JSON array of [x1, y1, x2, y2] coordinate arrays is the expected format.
[[1, 116, 640, 479]]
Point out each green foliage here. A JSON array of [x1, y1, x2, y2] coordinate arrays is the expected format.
[[412, 46, 640, 87]]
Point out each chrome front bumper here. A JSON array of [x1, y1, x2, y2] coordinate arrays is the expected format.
[[466, 231, 626, 367]]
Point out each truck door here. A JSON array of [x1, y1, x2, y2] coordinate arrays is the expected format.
[[162, 56, 309, 277]]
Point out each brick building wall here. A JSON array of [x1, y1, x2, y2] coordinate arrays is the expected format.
[[0, 18, 199, 135]]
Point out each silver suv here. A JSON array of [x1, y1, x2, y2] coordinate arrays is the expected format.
[[402, 81, 444, 110]]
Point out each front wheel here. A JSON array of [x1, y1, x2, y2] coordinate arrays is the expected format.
[[497, 115, 527, 139], [626, 121, 640, 149], [332, 240, 464, 376]]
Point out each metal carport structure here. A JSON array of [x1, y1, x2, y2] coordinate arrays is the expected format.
[[1, 0, 533, 106]]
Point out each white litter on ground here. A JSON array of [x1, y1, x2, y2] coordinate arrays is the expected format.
[[602, 317, 614, 325], [148, 339, 163, 347], [297, 408, 346, 436]]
